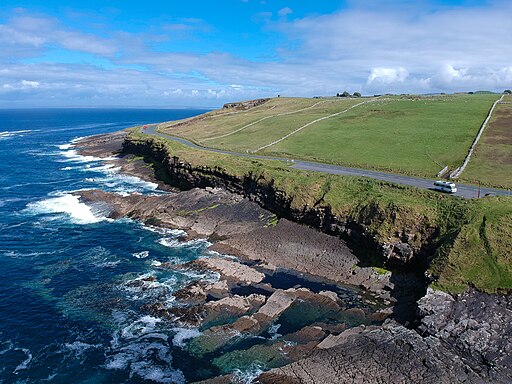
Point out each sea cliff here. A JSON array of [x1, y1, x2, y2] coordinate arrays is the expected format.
[[76, 130, 512, 383]]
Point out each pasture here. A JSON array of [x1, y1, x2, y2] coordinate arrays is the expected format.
[[159, 93, 500, 178], [461, 94, 512, 189]]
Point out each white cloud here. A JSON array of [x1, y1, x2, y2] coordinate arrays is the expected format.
[[276, 2, 512, 94], [368, 67, 408, 84], [278, 7, 293, 17], [1, 3, 512, 107], [0, 14, 117, 58], [21, 80, 40, 88]]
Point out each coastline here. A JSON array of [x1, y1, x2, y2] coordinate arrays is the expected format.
[[74, 130, 512, 383], [75, 131, 395, 299]]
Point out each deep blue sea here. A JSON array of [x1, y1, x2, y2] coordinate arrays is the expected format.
[[0, 109, 221, 383]]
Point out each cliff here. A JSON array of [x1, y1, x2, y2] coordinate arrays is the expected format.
[[122, 134, 440, 273]]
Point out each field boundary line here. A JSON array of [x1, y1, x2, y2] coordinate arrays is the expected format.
[[253, 98, 377, 152], [202, 100, 329, 142], [450, 94, 504, 178]]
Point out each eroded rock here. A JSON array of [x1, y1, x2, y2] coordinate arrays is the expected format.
[[258, 289, 512, 384]]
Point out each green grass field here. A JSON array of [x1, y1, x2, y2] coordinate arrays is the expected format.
[[461, 94, 512, 189], [160, 94, 500, 178]]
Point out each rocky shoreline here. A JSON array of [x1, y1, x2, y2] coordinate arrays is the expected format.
[[75, 131, 512, 383]]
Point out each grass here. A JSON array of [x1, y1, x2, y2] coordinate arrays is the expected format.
[[433, 197, 512, 293], [460, 94, 512, 189], [159, 94, 500, 178], [126, 129, 512, 293], [372, 267, 391, 275]]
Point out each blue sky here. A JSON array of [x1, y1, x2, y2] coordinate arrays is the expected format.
[[0, 0, 511, 107]]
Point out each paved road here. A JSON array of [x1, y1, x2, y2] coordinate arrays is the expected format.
[[141, 125, 510, 199]]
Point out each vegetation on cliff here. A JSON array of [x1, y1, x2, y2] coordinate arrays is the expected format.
[[124, 130, 512, 294]]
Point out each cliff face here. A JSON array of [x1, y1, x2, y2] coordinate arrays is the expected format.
[[122, 136, 439, 274]]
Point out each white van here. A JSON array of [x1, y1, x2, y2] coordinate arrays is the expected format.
[[433, 180, 457, 193]]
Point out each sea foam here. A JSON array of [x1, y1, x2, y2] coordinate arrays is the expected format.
[[158, 238, 211, 250], [26, 194, 106, 224], [132, 251, 150, 259], [171, 327, 202, 348], [13, 348, 33, 374], [0, 130, 35, 140], [106, 314, 186, 383], [232, 363, 265, 384]]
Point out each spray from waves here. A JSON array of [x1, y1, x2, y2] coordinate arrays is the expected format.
[[25, 193, 107, 224], [232, 362, 265, 384], [132, 251, 150, 259], [158, 238, 212, 250], [1, 249, 61, 259], [63, 341, 102, 357], [59, 148, 117, 163], [120, 315, 163, 340], [120, 273, 179, 302], [105, 314, 186, 384], [79, 246, 122, 269], [141, 225, 186, 237], [57, 143, 162, 195], [171, 328, 202, 348], [267, 323, 282, 341], [87, 173, 160, 196], [0, 130, 36, 140]]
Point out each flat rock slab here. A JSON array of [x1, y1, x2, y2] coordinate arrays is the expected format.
[[212, 219, 391, 293], [195, 258, 265, 284], [258, 289, 512, 384]]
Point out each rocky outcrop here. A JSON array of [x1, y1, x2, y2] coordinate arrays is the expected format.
[[257, 289, 512, 384], [121, 135, 437, 273], [187, 287, 344, 357], [222, 98, 270, 110], [193, 258, 265, 284], [121, 135, 431, 323], [76, 132, 512, 383], [76, 188, 392, 297]]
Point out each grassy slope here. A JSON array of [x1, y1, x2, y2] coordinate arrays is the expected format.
[[461, 94, 512, 189], [267, 94, 498, 176], [160, 97, 335, 142], [160, 94, 499, 178], [433, 197, 512, 293], [128, 130, 512, 293]]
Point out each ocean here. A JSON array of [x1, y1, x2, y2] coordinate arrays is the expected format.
[[0, 109, 379, 384], [0, 109, 217, 383]]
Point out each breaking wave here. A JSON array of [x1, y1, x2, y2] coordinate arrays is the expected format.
[[171, 328, 202, 348], [25, 193, 107, 224], [105, 314, 186, 383], [0, 130, 36, 140]]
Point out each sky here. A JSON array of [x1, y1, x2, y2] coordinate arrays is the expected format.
[[1, 0, 511, 108]]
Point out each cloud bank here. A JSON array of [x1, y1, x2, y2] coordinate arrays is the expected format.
[[1, 2, 511, 107]]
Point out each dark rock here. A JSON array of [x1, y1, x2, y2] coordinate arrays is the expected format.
[[258, 289, 512, 383]]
